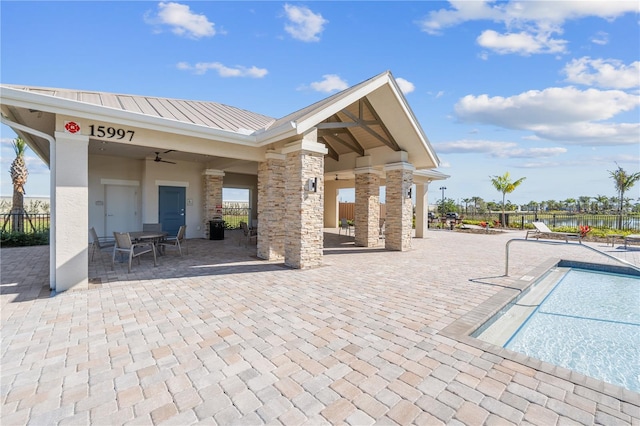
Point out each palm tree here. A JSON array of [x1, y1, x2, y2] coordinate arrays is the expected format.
[[490, 172, 526, 227], [10, 137, 29, 232], [566, 198, 577, 212], [595, 195, 610, 212], [471, 196, 483, 214], [609, 164, 640, 228], [461, 198, 472, 215], [578, 196, 591, 213], [609, 165, 640, 212]]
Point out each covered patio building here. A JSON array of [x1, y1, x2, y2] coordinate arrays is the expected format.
[[1, 71, 447, 292]]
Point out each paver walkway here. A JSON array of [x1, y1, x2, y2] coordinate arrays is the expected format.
[[1, 229, 639, 425]]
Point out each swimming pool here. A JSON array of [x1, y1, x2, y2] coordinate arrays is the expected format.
[[475, 266, 640, 392]]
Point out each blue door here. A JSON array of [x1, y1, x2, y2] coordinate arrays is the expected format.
[[159, 186, 185, 236]]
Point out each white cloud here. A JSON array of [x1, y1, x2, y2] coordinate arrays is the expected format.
[[418, 0, 638, 55], [434, 139, 567, 159], [395, 78, 415, 94], [177, 62, 268, 78], [283, 4, 328, 42], [308, 74, 348, 93], [590, 31, 609, 45], [477, 30, 566, 55], [146, 2, 216, 39], [563, 57, 640, 89], [454, 86, 640, 145]]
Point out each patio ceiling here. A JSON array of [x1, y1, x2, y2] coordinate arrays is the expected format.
[[317, 97, 400, 162]]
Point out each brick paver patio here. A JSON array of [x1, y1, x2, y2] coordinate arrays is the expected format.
[[1, 229, 639, 425]]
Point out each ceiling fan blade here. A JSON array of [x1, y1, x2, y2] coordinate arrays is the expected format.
[[163, 149, 176, 154], [152, 151, 176, 164]]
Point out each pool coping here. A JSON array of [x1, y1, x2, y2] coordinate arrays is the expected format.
[[440, 257, 640, 404]]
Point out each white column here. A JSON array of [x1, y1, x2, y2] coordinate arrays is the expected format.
[[415, 182, 429, 238], [323, 179, 340, 229], [53, 131, 89, 292]]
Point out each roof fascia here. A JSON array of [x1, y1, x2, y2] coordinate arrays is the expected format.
[[414, 169, 450, 183], [0, 86, 258, 146], [383, 76, 441, 168]]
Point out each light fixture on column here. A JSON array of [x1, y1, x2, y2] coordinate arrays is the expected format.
[[306, 177, 318, 192], [407, 186, 412, 198]]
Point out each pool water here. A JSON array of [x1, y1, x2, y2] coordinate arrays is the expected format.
[[481, 268, 640, 392]]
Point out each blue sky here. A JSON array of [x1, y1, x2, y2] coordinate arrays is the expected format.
[[1, 1, 638, 207]]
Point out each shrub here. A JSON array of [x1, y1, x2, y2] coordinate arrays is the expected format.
[[0, 230, 49, 247]]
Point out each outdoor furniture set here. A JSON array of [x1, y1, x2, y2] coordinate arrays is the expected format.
[[90, 224, 187, 273]]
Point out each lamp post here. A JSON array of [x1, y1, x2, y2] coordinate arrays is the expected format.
[[439, 186, 446, 215]]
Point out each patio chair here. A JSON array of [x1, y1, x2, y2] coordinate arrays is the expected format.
[[158, 225, 187, 256], [89, 227, 115, 261], [624, 234, 640, 249], [112, 232, 157, 273], [239, 221, 257, 247], [339, 218, 352, 236], [526, 221, 581, 243]]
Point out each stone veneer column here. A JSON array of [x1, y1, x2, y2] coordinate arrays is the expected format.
[[257, 152, 286, 260], [202, 170, 224, 239], [283, 136, 327, 269], [384, 162, 414, 251], [354, 168, 380, 247]]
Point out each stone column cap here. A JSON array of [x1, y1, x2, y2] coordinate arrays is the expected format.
[[354, 166, 382, 176], [282, 140, 328, 155], [265, 151, 286, 161], [203, 169, 225, 176], [384, 161, 415, 172]]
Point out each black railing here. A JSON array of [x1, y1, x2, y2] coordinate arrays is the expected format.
[[462, 212, 640, 231], [1, 213, 51, 233], [221, 207, 252, 230]]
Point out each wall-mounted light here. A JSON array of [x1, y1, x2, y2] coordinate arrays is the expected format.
[[307, 177, 318, 192], [407, 187, 412, 198]]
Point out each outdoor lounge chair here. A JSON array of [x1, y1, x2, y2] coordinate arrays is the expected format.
[[624, 234, 640, 249], [526, 221, 582, 243], [158, 225, 187, 256], [89, 227, 115, 261], [112, 232, 157, 273]]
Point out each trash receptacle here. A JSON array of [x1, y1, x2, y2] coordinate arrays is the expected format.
[[209, 219, 225, 240]]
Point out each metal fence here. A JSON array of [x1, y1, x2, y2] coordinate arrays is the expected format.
[[463, 212, 640, 231], [221, 207, 252, 229], [1, 213, 50, 233]]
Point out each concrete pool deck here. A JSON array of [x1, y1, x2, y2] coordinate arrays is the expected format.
[[2, 228, 639, 425]]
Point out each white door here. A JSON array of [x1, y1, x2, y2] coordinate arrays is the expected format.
[[105, 185, 138, 236]]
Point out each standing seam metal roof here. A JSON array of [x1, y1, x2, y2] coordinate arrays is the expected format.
[[2, 85, 276, 134]]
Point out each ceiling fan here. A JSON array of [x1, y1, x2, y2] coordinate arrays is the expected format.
[[153, 150, 176, 164]]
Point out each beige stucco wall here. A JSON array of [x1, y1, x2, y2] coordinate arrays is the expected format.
[[88, 154, 205, 239]]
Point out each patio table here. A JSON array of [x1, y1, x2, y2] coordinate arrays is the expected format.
[[129, 231, 168, 255]]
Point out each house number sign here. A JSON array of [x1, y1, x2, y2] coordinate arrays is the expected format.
[[88, 124, 135, 141]]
